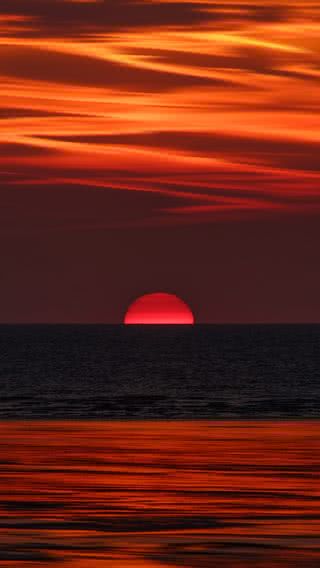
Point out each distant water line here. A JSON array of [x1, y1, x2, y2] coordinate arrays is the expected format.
[[0, 324, 320, 418]]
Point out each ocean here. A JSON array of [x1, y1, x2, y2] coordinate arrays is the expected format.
[[1, 324, 320, 567], [1, 420, 320, 567], [0, 324, 319, 419]]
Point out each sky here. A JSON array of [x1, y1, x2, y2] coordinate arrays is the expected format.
[[1, 0, 320, 323]]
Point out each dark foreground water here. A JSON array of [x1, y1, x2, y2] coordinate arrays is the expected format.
[[1, 420, 320, 567], [0, 324, 319, 418]]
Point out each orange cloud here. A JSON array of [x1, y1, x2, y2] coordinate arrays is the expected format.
[[0, 0, 320, 225]]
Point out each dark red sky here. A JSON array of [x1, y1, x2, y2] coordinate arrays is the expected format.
[[1, 0, 320, 322]]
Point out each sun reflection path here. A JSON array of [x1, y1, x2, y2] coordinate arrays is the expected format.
[[0, 421, 320, 566]]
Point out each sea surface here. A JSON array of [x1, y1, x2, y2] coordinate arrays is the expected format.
[[1, 325, 320, 566], [1, 420, 320, 567], [0, 324, 319, 419]]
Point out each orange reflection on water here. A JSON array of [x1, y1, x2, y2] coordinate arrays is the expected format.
[[0, 420, 320, 567]]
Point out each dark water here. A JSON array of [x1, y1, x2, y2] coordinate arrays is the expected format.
[[0, 324, 319, 418]]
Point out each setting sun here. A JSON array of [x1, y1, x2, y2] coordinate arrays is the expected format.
[[124, 292, 194, 324]]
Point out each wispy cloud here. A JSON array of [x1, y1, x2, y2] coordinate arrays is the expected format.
[[1, 0, 320, 227]]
